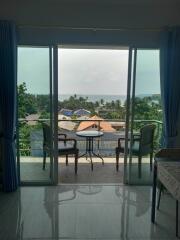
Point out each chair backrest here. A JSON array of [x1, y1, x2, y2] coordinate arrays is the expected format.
[[139, 124, 156, 155], [42, 122, 51, 149]]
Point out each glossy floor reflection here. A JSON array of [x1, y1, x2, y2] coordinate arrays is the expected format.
[[0, 185, 178, 240]]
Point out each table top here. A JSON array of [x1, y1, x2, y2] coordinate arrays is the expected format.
[[158, 161, 180, 201], [76, 130, 104, 138]]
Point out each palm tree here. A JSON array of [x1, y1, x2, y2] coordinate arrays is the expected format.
[[100, 98, 104, 105]]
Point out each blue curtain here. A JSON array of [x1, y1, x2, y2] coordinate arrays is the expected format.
[[0, 21, 18, 191], [160, 27, 180, 147]]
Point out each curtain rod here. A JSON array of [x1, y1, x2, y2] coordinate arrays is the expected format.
[[18, 25, 164, 32]]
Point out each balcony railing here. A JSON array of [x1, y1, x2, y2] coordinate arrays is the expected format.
[[18, 118, 163, 158]]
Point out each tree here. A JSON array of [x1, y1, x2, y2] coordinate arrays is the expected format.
[[18, 82, 37, 118], [100, 98, 104, 105], [18, 82, 27, 118], [36, 95, 50, 112], [115, 100, 121, 110], [95, 101, 99, 108]]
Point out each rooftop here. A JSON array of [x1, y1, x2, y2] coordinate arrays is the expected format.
[[77, 115, 116, 132]]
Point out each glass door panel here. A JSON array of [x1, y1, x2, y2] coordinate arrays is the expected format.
[[58, 47, 129, 184], [127, 49, 162, 185], [17, 46, 55, 183]]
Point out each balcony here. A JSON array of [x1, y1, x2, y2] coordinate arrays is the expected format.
[[18, 118, 162, 184]]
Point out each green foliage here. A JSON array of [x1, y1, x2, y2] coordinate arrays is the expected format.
[[71, 114, 77, 120], [134, 96, 162, 121], [18, 82, 50, 117], [18, 82, 51, 155], [101, 99, 125, 119], [18, 122, 31, 156], [59, 95, 95, 114], [36, 95, 50, 113], [18, 83, 37, 118], [131, 95, 163, 149], [18, 84, 163, 155], [39, 111, 50, 119]]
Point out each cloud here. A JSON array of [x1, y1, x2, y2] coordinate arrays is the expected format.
[[18, 47, 160, 96], [58, 48, 129, 95]]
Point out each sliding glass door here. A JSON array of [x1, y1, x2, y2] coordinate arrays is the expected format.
[[17, 44, 160, 186], [125, 48, 161, 185], [17, 46, 58, 184]]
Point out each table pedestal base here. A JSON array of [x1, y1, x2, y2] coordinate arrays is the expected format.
[[78, 137, 104, 171]]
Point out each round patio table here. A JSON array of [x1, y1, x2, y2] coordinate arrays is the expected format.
[[76, 130, 104, 170]]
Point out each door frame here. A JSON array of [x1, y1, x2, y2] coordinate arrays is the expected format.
[[52, 45, 59, 185], [58, 44, 130, 185], [17, 43, 159, 186], [17, 45, 59, 186]]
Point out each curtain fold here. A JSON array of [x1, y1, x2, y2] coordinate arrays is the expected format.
[[0, 20, 18, 191], [160, 27, 180, 148]]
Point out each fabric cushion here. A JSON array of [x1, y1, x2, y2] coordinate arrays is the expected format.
[[58, 142, 75, 152], [131, 142, 140, 155]]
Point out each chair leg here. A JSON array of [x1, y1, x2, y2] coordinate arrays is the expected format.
[[43, 150, 46, 170], [75, 152, 78, 174], [138, 156, 142, 178], [116, 150, 119, 171], [150, 152, 153, 171], [66, 155, 68, 166], [157, 183, 163, 210]]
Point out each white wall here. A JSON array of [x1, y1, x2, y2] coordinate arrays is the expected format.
[[1, 0, 180, 46]]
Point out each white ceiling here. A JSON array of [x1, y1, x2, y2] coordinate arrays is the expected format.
[[1, 0, 180, 29]]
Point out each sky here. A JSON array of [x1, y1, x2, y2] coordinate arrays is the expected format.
[[59, 49, 128, 95], [18, 47, 160, 96]]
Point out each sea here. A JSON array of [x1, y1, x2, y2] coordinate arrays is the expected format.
[[58, 94, 153, 104], [59, 94, 127, 104]]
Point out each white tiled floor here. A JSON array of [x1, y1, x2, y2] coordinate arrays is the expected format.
[[0, 185, 178, 240], [20, 157, 153, 184]]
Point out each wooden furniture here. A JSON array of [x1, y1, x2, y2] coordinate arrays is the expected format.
[[151, 148, 180, 237], [116, 124, 156, 177], [76, 130, 104, 170], [42, 122, 79, 174]]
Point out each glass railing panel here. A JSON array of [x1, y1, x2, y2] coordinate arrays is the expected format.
[[58, 119, 162, 159], [18, 119, 51, 182], [18, 117, 162, 184]]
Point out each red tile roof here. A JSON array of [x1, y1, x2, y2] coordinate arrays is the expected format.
[[77, 115, 116, 132]]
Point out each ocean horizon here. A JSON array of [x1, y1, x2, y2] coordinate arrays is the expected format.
[[58, 93, 156, 103]]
